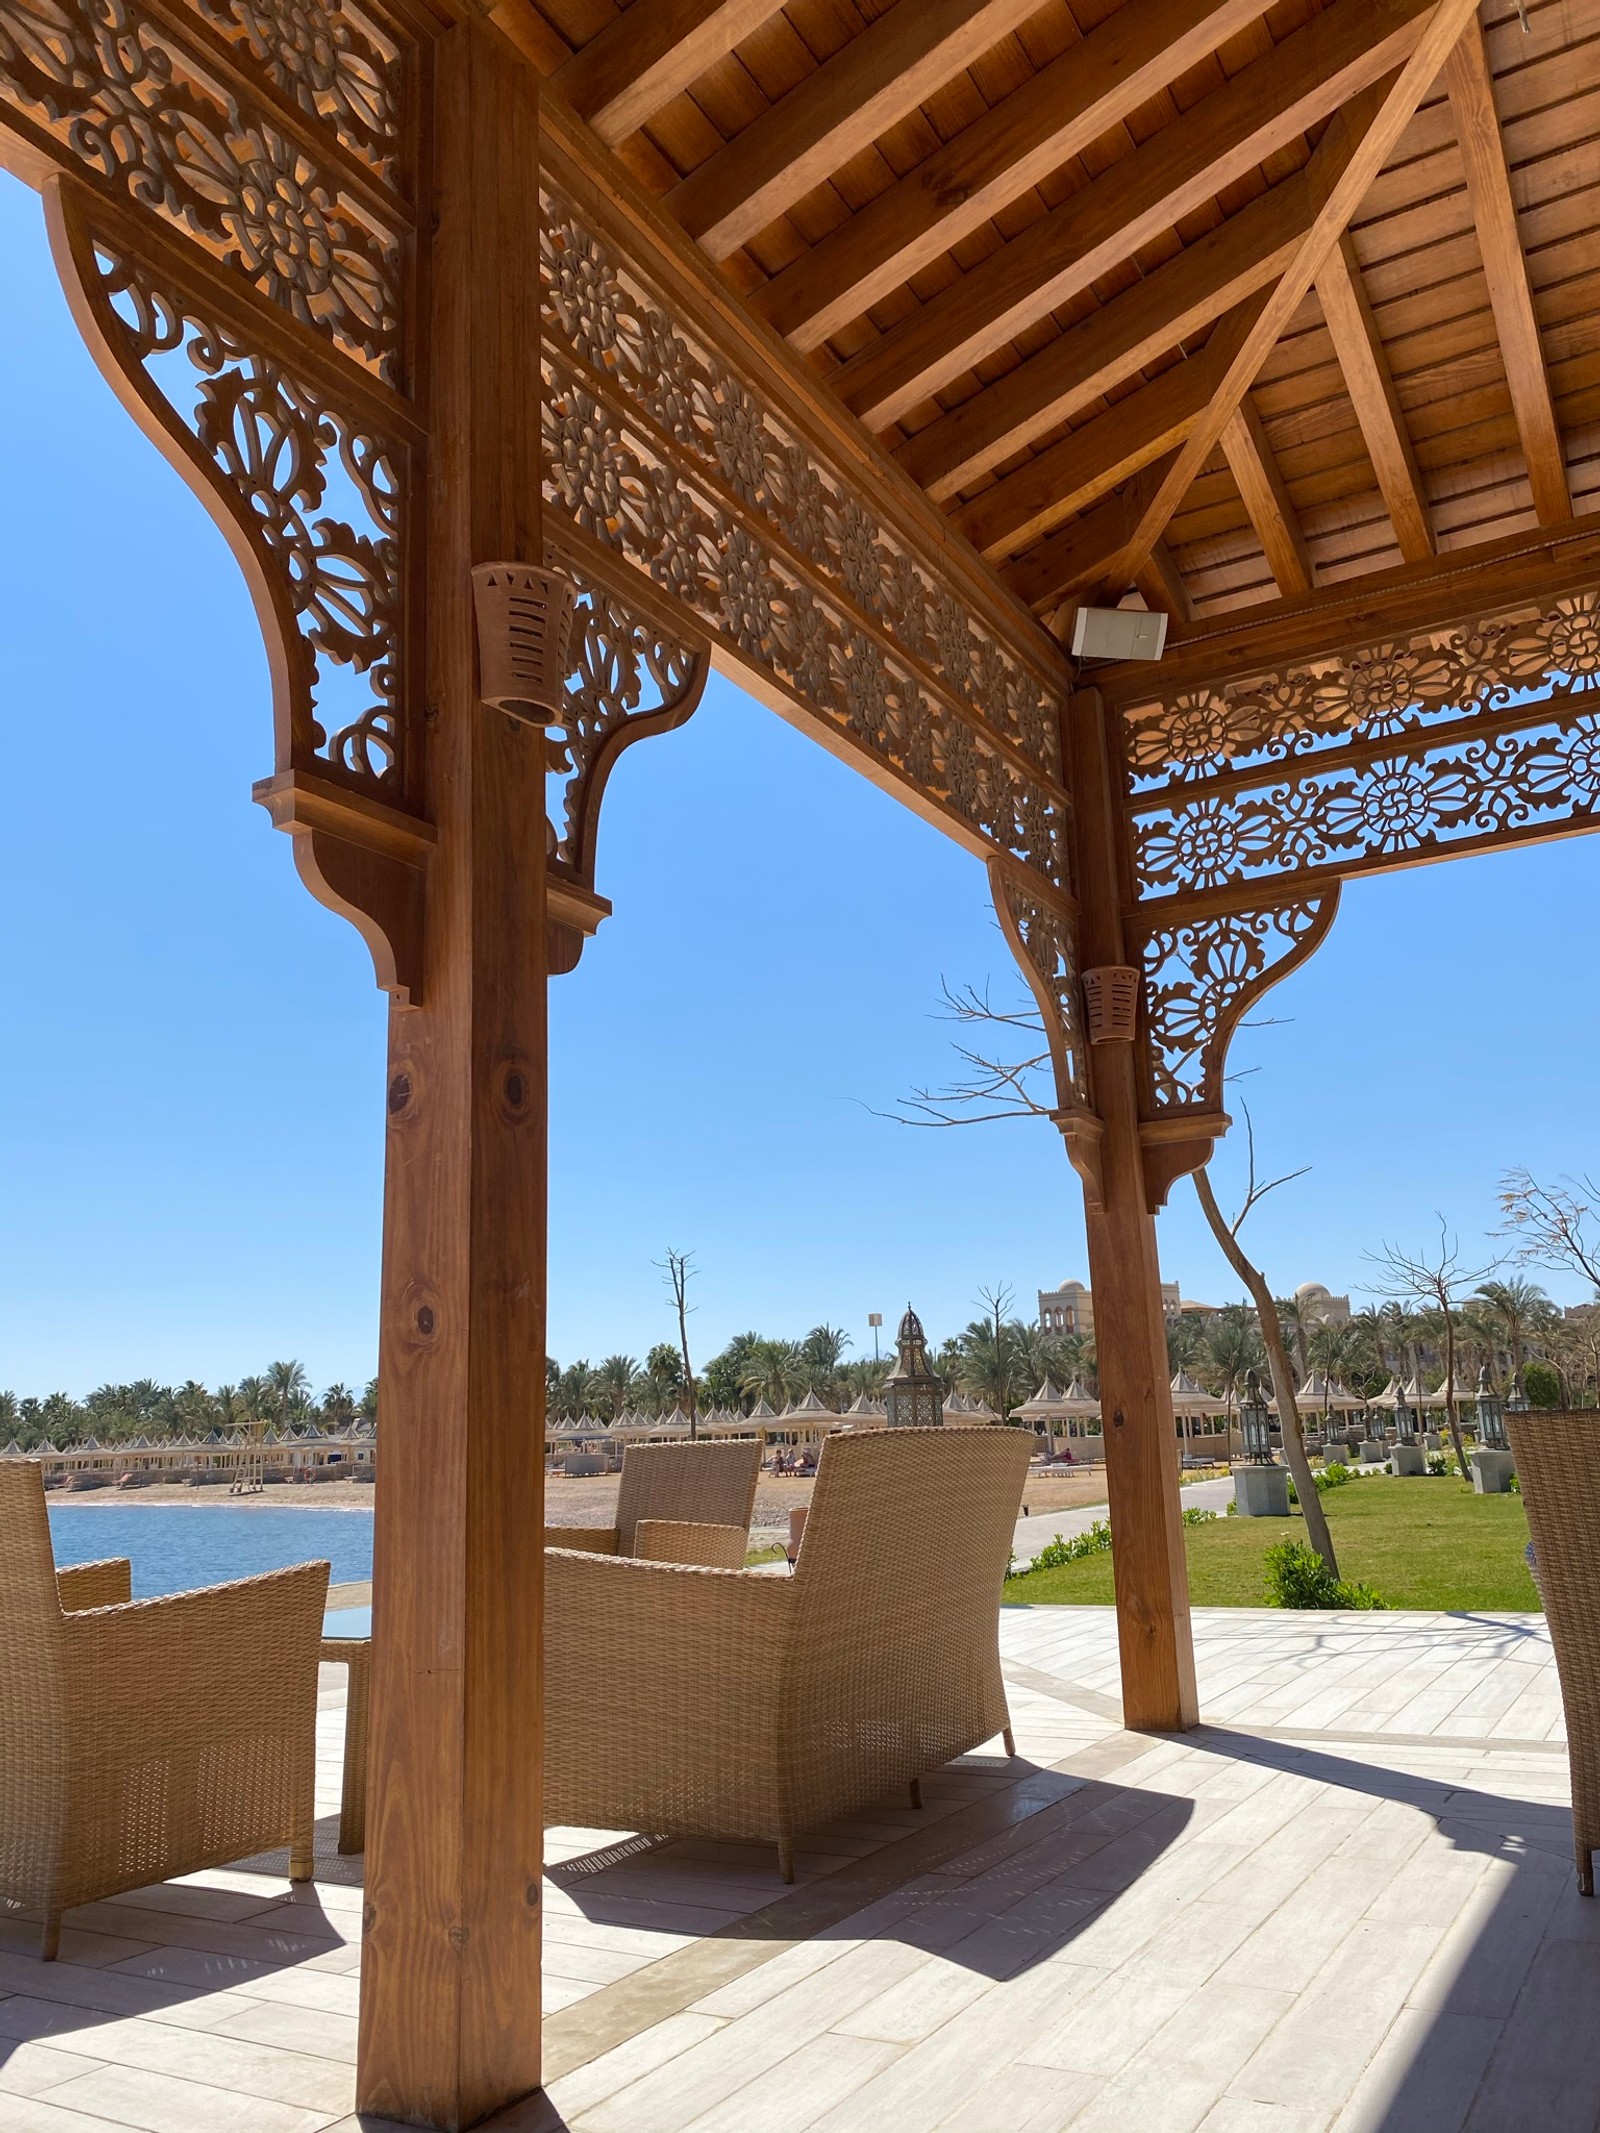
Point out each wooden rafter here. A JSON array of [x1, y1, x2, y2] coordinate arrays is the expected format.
[[551, 0, 786, 147], [830, 0, 1442, 433], [662, 0, 1044, 261], [1314, 230, 1434, 563], [955, 294, 1271, 561], [1219, 395, 1314, 596], [1443, 16, 1571, 526], [1050, 0, 1487, 611], [896, 178, 1306, 504], [752, 0, 1265, 351]]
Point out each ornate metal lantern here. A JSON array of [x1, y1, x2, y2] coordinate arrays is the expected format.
[[1238, 1371, 1274, 1465], [1506, 1371, 1530, 1416], [1394, 1388, 1418, 1444], [883, 1304, 944, 1429], [1478, 1368, 1509, 1449]]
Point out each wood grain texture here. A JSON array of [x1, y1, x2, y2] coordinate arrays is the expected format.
[[1220, 396, 1314, 596], [356, 20, 548, 2129], [552, 0, 787, 147], [1069, 686, 1198, 1735], [751, 0, 1265, 351], [663, 0, 1044, 261], [1315, 230, 1435, 562], [1443, 16, 1571, 525], [830, 0, 1438, 432]]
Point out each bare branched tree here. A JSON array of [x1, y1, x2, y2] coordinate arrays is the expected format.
[[1497, 1168, 1600, 1295], [1191, 1109, 1338, 1576], [874, 982, 1056, 1128], [977, 1282, 1018, 1426], [1365, 1223, 1496, 1480], [656, 1248, 700, 1438]]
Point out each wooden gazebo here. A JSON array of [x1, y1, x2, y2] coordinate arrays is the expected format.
[[3, 0, 1597, 2118]]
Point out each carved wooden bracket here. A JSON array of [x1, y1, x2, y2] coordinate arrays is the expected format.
[[253, 772, 433, 1003], [1140, 1109, 1231, 1214]]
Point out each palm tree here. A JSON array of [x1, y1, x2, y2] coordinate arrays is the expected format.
[[593, 1354, 641, 1419], [321, 1382, 358, 1427], [1275, 1294, 1312, 1379], [1472, 1277, 1554, 1389], [739, 1339, 805, 1411], [267, 1359, 311, 1423], [1201, 1307, 1264, 1457], [552, 1360, 597, 1417]]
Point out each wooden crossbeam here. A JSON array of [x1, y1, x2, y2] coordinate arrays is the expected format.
[[828, 0, 1441, 433], [1219, 395, 1314, 596], [552, 0, 787, 147], [1011, 458, 1181, 615], [1314, 230, 1434, 562], [955, 294, 1271, 560], [753, 0, 1264, 352], [898, 180, 1306, 504], [663, 0, 1044, 260], [1443, 17, 1571, 525], [1029, 0, 1487, 614]]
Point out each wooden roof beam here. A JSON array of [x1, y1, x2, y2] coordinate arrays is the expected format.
[[955, 292, 1271, 560], [754, 0, 1266, 351], [1443, 17, 1571, 525], [897, 177, 1308, 503], [552, 0, 788, 147], [1072, 0, 1489, 611], [1314, 230, 1434, 562], [1005, 457, 1182, 613], [832, 0, 1443, 434], [663, 0, 1046, 261], [1219, 395, 1314, 596]]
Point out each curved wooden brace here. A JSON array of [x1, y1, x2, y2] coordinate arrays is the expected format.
[[987, 856, 1105, 1207], [43, 173, 430, 1003]]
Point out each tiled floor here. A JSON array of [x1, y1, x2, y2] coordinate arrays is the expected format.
[[0, 1607, 1591, 2133]]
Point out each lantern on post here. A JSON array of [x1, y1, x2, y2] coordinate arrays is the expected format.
[[1239, 1371, 1274, 1465], [1475, 1365, 1508, 1451], [1394, 1387, 1418, 1444], [883, 1305, 943, 1429]]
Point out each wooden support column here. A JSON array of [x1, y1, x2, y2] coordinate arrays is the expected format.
[[1069, 686, 1197, 1734], [357, 20, 547, 2129]]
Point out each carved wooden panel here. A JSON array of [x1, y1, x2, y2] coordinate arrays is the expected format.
[[1122, 590, 1600, 910], [538, 177, 1071, 900], [0, 0, 413, 383]]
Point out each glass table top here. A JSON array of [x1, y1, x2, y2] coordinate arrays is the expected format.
[[322, 1605, 372, 1640]]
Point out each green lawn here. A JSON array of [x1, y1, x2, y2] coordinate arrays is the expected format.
[[1004, 1476, 1538, 1611]]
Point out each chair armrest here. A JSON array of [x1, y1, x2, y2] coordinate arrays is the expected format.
[[634, 1519, 748, 1570], [57, 1558, 132, 1610], [65, 1562, 330, 1743], [544, 1525, 619, 1553]]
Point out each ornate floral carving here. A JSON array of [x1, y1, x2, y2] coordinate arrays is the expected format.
[[539, 190, 1069, 892], [195, 0, 401, 178], [89, 234, 404, 788], [1122, 591, 1600, 789], [1139, 900, 1336, 1111], [0, 0, 403, 377], [549, 563, 710, 892], [1134, 711, 1600, 900], [990, 865, 1087, 1113]]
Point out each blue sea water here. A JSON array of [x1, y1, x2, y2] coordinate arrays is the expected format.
[[47, 1503, 374, 1598]]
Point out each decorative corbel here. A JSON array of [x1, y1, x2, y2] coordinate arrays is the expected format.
[[987, 857, 1104, 1209]]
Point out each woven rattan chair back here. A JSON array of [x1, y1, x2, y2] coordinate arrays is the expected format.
[[784, 1426, 1031, 1820], [1505, 1410, 1600, 1893], [0, 1465, 69, 1894], [614, 1439, 761, 1556]]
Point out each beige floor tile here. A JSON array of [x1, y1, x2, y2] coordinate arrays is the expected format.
[[38, 2062, 331, 2133], [0, 2044, 103, 2098], [672, 2032, 903, 2133], [545, 2013, 727, 2121]]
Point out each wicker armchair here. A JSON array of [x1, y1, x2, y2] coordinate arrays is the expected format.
[[0, 1461, 329, 1957], [1505, 1411, 1600, 1895], [545, 1438, 761, 1571], [545, 1427, 1030, 1879]]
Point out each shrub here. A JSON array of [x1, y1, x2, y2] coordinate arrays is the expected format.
[[1182, 1506, 1218, 1527], [1523, 1362, 1562, 1408], [1264, 1537, 1388, 1611], [1025, 1520, 1112, 1573], [1319, 1461, 1351, 1488]]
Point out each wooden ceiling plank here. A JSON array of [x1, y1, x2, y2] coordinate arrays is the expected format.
[[1443, 17, 1572, 524], [897, 176, 1309, 501], [1136, 541, 1196, 625], [956, 291, 1272, 558], [1314, 230, 1435, 560], [831, 0, 1441, 434], [752, 0, 1269, 352], [552, 0, 789, 147], [1004, 454, 1183, 610], [663, 0, 1047, 260], [1097, 0, 1491, 603], [1219, 394, 1315, 594]]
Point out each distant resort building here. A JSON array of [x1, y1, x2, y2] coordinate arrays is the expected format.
[[1038, 1276, 1350, 1334], [1, 1420, 377, 1490]]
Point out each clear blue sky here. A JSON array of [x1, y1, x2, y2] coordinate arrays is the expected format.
[[3, 170, 1597, 1400]]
